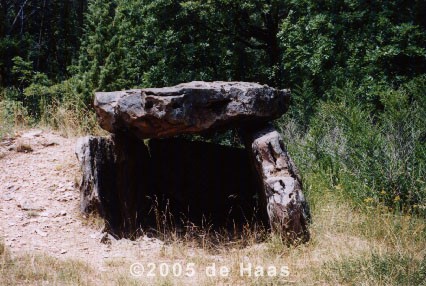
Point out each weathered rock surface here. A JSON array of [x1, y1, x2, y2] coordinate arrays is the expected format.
[[75, 133, 154, 236], [241, 124, 310, 243], [95, 81, 290, 139], [75, 136, 114, 215]]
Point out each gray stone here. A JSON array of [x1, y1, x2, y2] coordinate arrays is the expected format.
[[75, 133, 155, 237], [75, 136, 115, 215], [240, 124, 310, 243], [94, 81, 290, 139]]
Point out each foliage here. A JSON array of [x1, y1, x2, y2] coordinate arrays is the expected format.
[[72, 0, 426, 95], [279, 0, 426, 97], [280, 76, 426, 216], [0, 0, 87, 86], [0, 89, 31, 139]]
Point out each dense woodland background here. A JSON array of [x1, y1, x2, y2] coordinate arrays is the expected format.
[[0, 0, 425, 216]]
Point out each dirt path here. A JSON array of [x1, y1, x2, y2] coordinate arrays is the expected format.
[[0, 129, 163, 270]]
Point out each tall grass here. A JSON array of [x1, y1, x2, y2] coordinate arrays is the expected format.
[[0, 88, 31, 139], [279, 76, 426, 217], [36, 79, 103, 137], [0, 78, 102, 138]]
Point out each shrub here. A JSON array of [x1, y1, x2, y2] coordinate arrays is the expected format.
[[280, 77, 426, 216]]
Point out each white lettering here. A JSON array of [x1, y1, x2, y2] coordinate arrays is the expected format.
[[206, 263, 216, 277], [240, 262, 252, 277]]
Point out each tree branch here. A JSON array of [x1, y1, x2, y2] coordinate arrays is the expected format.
[[9, 0, 29, 34]]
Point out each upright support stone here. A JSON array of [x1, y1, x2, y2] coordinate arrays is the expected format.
[[75, 133, 154, 237], [241, 124, 310, 243], [75, 136, 115, 215]]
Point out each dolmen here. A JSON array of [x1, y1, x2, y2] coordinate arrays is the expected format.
[[76, 81, 310, 243]]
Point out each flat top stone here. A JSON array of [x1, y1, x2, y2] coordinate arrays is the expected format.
[[142, 81, 264, 95], [94, 81, 290, 139]]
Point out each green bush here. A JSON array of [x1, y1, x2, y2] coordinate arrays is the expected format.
[[280, 77, 426, 216], [0, 77, 100, 138]]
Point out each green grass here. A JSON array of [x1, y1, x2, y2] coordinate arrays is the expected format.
[[319, 253, 426, 286]]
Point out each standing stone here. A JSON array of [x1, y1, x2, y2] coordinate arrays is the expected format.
[[75, 136, 115, 215], [75, 133, 155, 237], [241, 124, 310, 243]]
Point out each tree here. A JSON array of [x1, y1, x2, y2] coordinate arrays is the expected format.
[[0, 0, 88, 86], [76, 0, 425, 95], [279, 0, 426, 97]]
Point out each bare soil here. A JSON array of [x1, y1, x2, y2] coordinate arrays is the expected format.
[[0, 129, 163, 271]]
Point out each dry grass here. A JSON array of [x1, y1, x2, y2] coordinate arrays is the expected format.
[[80, 212, 106, 230], [40, 103, 106, 138], [2, 185, 424, 285], [0, 239, 94, 285]]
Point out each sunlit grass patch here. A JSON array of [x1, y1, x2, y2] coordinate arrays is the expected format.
[[317, 253, 426, 286], [0, 239, 94, 285]]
